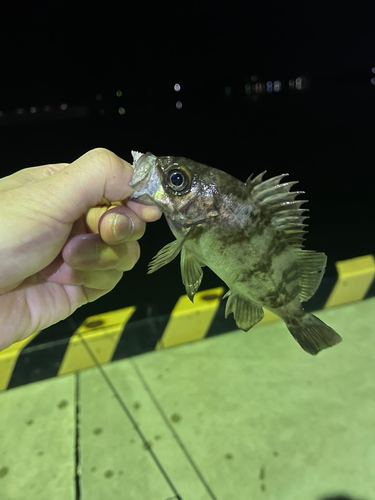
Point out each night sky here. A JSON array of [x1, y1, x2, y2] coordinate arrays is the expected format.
[[0, 0, 374, 314], [2, 2, 374, 84]]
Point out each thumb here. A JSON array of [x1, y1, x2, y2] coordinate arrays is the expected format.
[[36, 148, 135, 224]]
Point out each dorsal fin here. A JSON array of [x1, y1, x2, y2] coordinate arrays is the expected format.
[[245, 170, 267, 188], [298, 250, 327, 302], [247, 172, 309, 248]]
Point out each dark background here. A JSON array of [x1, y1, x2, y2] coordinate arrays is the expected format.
[[1, 0, 374, 319]]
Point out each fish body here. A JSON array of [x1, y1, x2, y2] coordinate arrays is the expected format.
[[129, 151, 342, 355]]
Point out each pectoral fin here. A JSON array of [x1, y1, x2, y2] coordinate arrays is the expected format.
[[148, 238, 186, 274], [224, 291, 264, 331], [181, 247, 203, 301]]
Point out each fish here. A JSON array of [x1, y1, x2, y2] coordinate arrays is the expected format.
[[129, 151, 342, 355]]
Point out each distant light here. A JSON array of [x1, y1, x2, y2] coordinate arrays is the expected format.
[[266, 81, 273, 93], [176, 101, 182, 109], [118, 107, 125, 115], [116, 90, 122, 97], [99, 108, 105, 115], [174, 83, 181, 91], [255, 82, 264, 93], [44, 105, 51, 112], [61, 103, 67, 110], [372, 67, 375, 74], [274, 80, 281, 92], [30, 107, 37, 113], [295, 77, 302, 90], [225, 86, 232, 97], [251, 75, 257, 82], [371, 78, 375, 85], [96, 94, 102, 101], [245, 83, 251, 95], [289, 79, 295, 89]]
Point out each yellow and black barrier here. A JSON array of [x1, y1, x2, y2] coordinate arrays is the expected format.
[[0, 254, 374, 392]]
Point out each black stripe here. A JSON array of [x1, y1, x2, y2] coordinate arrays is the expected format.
[[7, 313, 84, 389], [7, 336, 70, 388], [24, 314, 81, 347], [365, 278, 375, 299], [206, 299, 237, 337], [112, 298, 177, 360]]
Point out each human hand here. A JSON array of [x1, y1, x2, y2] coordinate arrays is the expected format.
[[0, 148, 161, 350]]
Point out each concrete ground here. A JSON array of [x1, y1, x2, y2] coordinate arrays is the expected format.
[[0, 298, 374, 500]]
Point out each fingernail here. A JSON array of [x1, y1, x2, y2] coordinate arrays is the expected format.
[[113, 213, 134, 242]]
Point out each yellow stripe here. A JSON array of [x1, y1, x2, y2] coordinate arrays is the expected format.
[[58, 307, 136, 376], [156, 288, 224, 349], [325, 255, 375, 308], [258, 308, 280, 326], [0, 331, 40, 392]]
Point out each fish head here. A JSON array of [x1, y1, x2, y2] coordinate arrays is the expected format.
[[130, 151, 220, 228]]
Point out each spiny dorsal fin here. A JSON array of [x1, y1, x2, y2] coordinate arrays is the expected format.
[[248, 172, 309, 248], [251, 173, 290, 193], [245, 171, 267, 188]]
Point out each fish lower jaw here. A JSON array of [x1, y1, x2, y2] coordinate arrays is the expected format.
[[168, 214, 185, 223], [129, 192, 156, 206]]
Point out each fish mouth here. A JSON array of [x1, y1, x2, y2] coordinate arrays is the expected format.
[[129, 151, 161, 206], [129, 151, 151, 187]]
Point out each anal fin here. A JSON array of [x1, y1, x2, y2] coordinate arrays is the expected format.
[[224, 291, 264, 331]]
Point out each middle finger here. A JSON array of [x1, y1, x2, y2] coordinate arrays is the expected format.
[[62, 234, 141, 271]]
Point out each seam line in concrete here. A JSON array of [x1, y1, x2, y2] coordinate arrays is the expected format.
[[132, 360, 219, 500], [78, 334, 182, 500]]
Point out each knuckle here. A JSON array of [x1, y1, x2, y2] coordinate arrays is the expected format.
[[86, 147, 115, 167]]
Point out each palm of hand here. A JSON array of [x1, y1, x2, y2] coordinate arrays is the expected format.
[[0, 149, 161, 351]]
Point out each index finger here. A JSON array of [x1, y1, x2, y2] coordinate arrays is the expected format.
[[126, 200, 162, 222], [32, 148, 136, 225]]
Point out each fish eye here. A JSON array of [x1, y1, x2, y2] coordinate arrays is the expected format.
[[167, 168, 190, 193]]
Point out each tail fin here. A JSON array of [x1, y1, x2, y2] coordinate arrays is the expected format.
[[286, 314, 342, 355]]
